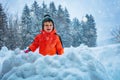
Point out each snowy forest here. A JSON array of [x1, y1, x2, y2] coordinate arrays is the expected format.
[[0, 1, 97, 50]]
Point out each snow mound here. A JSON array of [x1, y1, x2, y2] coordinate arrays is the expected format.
[[0, 44, 120, 80]]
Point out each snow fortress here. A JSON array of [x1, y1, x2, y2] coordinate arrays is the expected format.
[[0, 44, 120, 80]]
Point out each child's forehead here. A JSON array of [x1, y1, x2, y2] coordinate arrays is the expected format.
[[44, 21, 53, 24]]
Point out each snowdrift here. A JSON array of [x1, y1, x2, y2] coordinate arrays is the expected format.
[[0, 44, 120, 80]]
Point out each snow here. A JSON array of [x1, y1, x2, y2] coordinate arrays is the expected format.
[[82, 16, 88, 22], [0, 44, 120, 80]]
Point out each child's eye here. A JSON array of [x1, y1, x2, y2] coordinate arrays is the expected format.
[[45, 25, 48, 26]]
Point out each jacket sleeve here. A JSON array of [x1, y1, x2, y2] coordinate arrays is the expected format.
[[56, 36, 64, 55], [29, 35, 39, 52]]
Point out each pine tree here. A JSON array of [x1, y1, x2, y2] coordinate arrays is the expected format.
[[7, 14, 21, 49], [12, 15, 22, 49], [72, 18, 83, 47], [21, 4, 32, 49], [41, 1, 48, 16], [0, 3, 8, 49], [82, 14, 97, 47], [31, 1, 42, 33], [57, 5, 73, 47], [63, 8, 72, 47], [49, 2, 57, 17]]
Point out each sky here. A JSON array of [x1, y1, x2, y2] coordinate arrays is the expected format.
[[0, 43, 120, 80], [0, 0, 120, 46]]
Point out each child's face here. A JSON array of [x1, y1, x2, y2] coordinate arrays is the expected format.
[[43, 21, 54, 33]]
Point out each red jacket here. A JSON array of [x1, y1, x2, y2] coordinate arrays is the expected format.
[[29, 30, 64, 56]]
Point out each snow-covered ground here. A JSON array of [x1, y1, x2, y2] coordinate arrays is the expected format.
[[0, 44, 120, 80]]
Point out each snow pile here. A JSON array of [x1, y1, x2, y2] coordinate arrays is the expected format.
[[90, 44, 120, 80], [0, 44, 120, 80]]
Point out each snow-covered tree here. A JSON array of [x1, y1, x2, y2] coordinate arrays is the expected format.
[[0, 3, 8, 49], [41, 1, 48, 16], [21, 4, 33, 49], [56, 5, 64, 33], [56, 5, 72, 47], [72, 18, 83, 47], [31, 1, 42, 32], [81, 14, 97, 47], [6, 14, 22, 49], [49, 2, 57, 17], [63, 8, 72, 47]]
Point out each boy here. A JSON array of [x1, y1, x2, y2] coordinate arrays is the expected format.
[[24, 15, 64, 56]]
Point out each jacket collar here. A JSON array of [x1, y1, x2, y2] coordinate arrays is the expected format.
[[41, 29, 57, 35]]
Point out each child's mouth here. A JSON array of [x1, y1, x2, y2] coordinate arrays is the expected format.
[[47, 29, 51, 30]]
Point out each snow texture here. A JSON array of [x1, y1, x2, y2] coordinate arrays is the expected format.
[[0, 44, 120, 80]]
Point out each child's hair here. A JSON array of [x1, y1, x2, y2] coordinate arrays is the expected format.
[[42, 14, 54, 30]]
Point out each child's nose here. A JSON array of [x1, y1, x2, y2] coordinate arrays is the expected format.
[[47, 25, 51, 28]]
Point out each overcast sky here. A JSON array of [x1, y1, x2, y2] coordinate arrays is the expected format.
[[1, 0, 120, 45]]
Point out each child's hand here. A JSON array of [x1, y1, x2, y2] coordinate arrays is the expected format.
[[24, 49, 30, 53]]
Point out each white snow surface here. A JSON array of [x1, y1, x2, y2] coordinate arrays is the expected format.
[[0, 44, 120, 80]]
